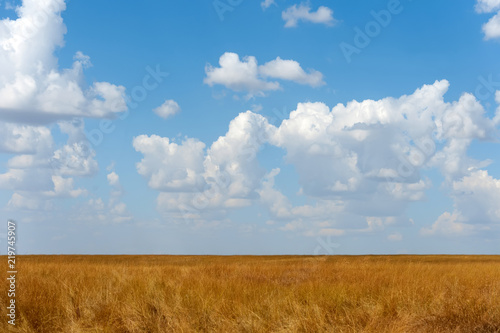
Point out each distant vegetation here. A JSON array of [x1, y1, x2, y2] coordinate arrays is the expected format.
[[2, 255, 500, 332]]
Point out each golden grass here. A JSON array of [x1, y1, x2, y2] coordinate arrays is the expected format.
[[1, 255, 500, 332]]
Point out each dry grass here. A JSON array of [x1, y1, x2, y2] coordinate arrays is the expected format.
[[1, 255, 500, 332]]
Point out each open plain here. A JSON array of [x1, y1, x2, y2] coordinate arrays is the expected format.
[[2, 255, 500, 332]]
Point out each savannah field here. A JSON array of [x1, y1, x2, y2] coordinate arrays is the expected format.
[[1, 255, 500, 333]]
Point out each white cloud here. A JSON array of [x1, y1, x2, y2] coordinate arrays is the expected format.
[[50, 119, 98, 177], [204, 53, 280, 97], [204, 52, 324, 97], [422, 170, 500, 236], [451, 170, 500, 224], [476, 0, 500, 13], [204, 111, 275, 199], [133, 135, 207, 192], [107, 171, 124, 197], [134, 80, 499, 236], [7, 192, 52, 211], [43, 175, 86, 198], [51, 142, 98, 177], [261, 0, 276, 10], [153, 99, 181, 119], [135, 112, 275, 224], [259, 57, 324, 87], [476, 0, 500, 39], [0, 123, 52, 153], [0, 0, 127, 124], [282, 4, 336, 28], [0, 1, 135, 225], [258, 169, 293, 219], [0, 115, 98, 214], [421, 212, 473, 236], [5, 174, 85, 212], [483, 12, 500, 39], [107, 172, 119, 187]]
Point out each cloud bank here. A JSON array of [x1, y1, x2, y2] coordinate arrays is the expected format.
[[135, 80, 500, 236]]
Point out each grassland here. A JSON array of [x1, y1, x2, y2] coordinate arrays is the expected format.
[[1, 255, 500, 332]]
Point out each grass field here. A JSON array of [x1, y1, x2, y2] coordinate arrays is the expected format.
[[1, 255, 500, 332]]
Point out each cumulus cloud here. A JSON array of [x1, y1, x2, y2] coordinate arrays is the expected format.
[[43, 175, 86, 198], [5, 174, 85, 212], [134, 111, 275, 224], [0, 0, 127, 124], [204, 53, 280, 96], [204, 52, 324, 97], [0, 101, 98, 216], [7, 192, 52, 211], [483, 12, 500, 39], [153, 99, 181, 119], [0, 123, 52, 153], [51, 142, 98, 177], [259, 57, 324, 87], [107, 172, 120, 187], [282, 4, 336, 28], [476, 0, 500, 39], [135, 80, 499, 236], [421, 212, 473, 236], [422, 170, 500, 236], [0, 0, 133, 221], [0, 120, 96, 211], [476, 0, 500, 13], [133, 135, 207, 192]]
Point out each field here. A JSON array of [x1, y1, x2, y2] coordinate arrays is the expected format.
[[1, 255, 500, 332]]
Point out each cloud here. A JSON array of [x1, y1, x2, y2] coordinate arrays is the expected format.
[[476, 0, 500, 39], [204, 53, 280, 96], [106, 170, 124, 197], [0, 122, 52, 153], [0, 0, 127, 124], [51, 142, 98, 177], [451, 170, 500, 224], [0, 1, 136, 223], [107, 172, 120, 187], [43, 175, 86, 198], [5, 174, 85, 212], [135, 80, 499, 236], [261, 0, 276, 10], [153, 99, 181, 119], [74, 177, 132, 224], [0, 118, 98, 215], [7, 192, 52, 211], [204, 111, 274, 199], [204, 52, 324, 97], [282, 4, 336, 28], [421, 212, 473, 236], [483, 12, 500, 39], [476, 0, 500, 13], [138, 111, 274, 206], [134, 111, 275, 224], [133, 135, 207, 192], [422, 170, 500, 236], [259, 57, 324, 87]]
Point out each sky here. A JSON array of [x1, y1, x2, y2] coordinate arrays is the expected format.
[[1, 0, 500, 254]]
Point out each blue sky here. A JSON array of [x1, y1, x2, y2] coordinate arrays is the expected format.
[[1, 0, 500, 254]]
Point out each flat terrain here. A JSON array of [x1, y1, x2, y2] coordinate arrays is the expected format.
[[1, 255, 500, 332]]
